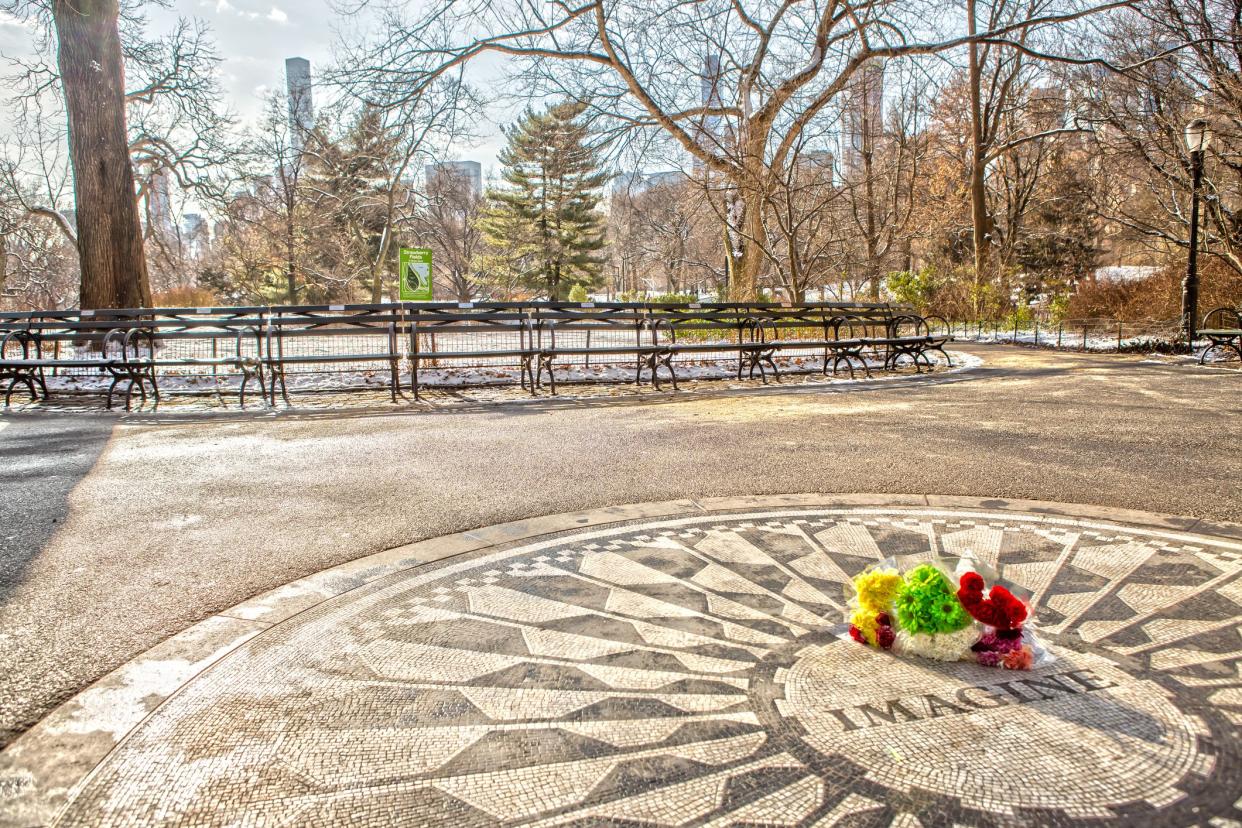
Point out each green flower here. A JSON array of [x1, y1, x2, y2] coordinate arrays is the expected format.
[[893, 564, 971, 635]]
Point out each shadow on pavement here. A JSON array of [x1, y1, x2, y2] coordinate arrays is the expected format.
[[0, 413, 116, 605]]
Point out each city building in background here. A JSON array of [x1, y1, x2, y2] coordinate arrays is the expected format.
[[285, 57, 314, 150], [609, 170, 684, 200], [182, 214, 209, 259], [693, 54, 726, 173], [425, 161, 483, 199], [147, 168, 175, 240], [841, 59, 884, 177]]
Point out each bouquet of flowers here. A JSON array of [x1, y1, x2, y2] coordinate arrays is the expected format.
[[845, 556, 1048, 669]]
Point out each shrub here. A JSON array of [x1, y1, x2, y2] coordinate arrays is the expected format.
[[885, 266, 938, 312], [649, 292, 699, 304]]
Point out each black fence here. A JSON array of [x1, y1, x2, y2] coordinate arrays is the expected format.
[[1, 300, 950, 406], [943, 318, 1182, 352]]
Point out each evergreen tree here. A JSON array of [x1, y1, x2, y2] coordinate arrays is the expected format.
[[479, 102, 608, 299]]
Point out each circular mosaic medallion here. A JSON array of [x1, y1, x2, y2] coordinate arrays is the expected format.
[[55, 508, 1241, 826]]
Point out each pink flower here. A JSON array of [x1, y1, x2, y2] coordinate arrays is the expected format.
[[1002, 646, 1034, 670], [977, 651, 1002, 667]]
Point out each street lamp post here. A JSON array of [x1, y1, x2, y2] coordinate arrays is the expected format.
[[1182, 118, 1211, 347]]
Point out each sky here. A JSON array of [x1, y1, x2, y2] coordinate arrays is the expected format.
[[0, 0, 512, 173]]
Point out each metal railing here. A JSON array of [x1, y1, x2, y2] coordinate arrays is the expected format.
[[936, 318, 1183, 352], [2, 301, 932, 399]]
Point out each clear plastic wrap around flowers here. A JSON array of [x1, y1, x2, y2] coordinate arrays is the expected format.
[[844, 555, 1052, 670]]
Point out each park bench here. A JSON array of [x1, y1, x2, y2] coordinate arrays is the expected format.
[[2, 301, 958, 405], [640, 303, 946, 388], [1198, 306, 1242, 365], [263, 304, 405, 404], [407, 303, 538, 399], [883, 314, 954, 372], [1, 308, 268, 409], [528, 303, 665, 393], [1, 321, 110, 405]]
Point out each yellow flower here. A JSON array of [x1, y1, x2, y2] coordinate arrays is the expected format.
[[850, 608, 881, 646], [855, 568, 903, 613]]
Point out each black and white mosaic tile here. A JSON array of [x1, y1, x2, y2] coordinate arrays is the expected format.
[[54, 509, 1242, 826]]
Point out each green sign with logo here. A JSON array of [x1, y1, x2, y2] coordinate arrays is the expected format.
[[399, 247, 433, 301]]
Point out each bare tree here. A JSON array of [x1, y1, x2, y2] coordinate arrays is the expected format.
[[417, 163, 484, 302], [218, 94, 317, 304], [837, 61, 926, 300], [961, 0, 1102, 312], [338, 0, 1130, 300], [1078, 0, 1242, 276], [127, 18, 236, 276], [2, 2, 238, 308]]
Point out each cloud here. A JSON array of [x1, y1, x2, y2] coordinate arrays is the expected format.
[[266, 7, 288, 23], [213, 0, 264, 21]]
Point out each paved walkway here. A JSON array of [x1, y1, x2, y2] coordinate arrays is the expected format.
[[2, 497, 1239, 826], [0, 344, 1240, 823]]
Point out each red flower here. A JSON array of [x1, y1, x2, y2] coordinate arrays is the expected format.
[[957, 571, 1028, 630], [849, 625, 867, 644], [877, 625, 896, 650]]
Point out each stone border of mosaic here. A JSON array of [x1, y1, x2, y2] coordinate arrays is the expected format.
[[1, 493, 1239, 826]]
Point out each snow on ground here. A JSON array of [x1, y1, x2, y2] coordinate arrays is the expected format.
[[36, 351, 978, 397], [965, 329, 1178, 352]]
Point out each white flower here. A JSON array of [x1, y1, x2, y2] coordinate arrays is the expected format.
[[893, 625, 978, 662]]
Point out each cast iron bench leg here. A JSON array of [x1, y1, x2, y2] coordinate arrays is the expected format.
[[764, 352, 780, 382], [105, 375, 123, 410], [521, 356, 536, 395], [661, 352, 678, 391], [273, 368, 290, 406], [238, 368, 249, 409], [542, 355, 557, 395], [4, 374, 38, 405]]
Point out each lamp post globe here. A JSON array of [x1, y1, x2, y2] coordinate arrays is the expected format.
[[1184, 118, 1212, 154]]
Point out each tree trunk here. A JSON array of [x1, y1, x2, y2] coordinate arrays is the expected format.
[[726, 186, 765, 301], [285, 211, 297, 303], [966, 0, 994, 316], [369, 227, 390, 303], [370, 268, 383, 303], [54, 0, 151, 310]]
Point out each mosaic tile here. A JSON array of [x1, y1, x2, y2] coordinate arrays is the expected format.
[[49, 508, 1242, 827]]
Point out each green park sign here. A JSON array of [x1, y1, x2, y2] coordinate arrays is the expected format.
[[399, 247, 433, 301]]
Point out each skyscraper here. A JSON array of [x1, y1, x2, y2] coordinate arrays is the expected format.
[[285, 57, 314, 149], [148, 168, 175, 239], [425, 161, 483, 200], [182, 213, 209, 258], [693, 54, 726, 171], [842, 59, 884, 178]]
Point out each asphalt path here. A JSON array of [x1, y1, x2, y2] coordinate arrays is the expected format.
[[0, 344, 1238, 746]]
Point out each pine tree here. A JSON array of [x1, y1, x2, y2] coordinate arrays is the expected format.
[[479, 101, 608, 299]]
